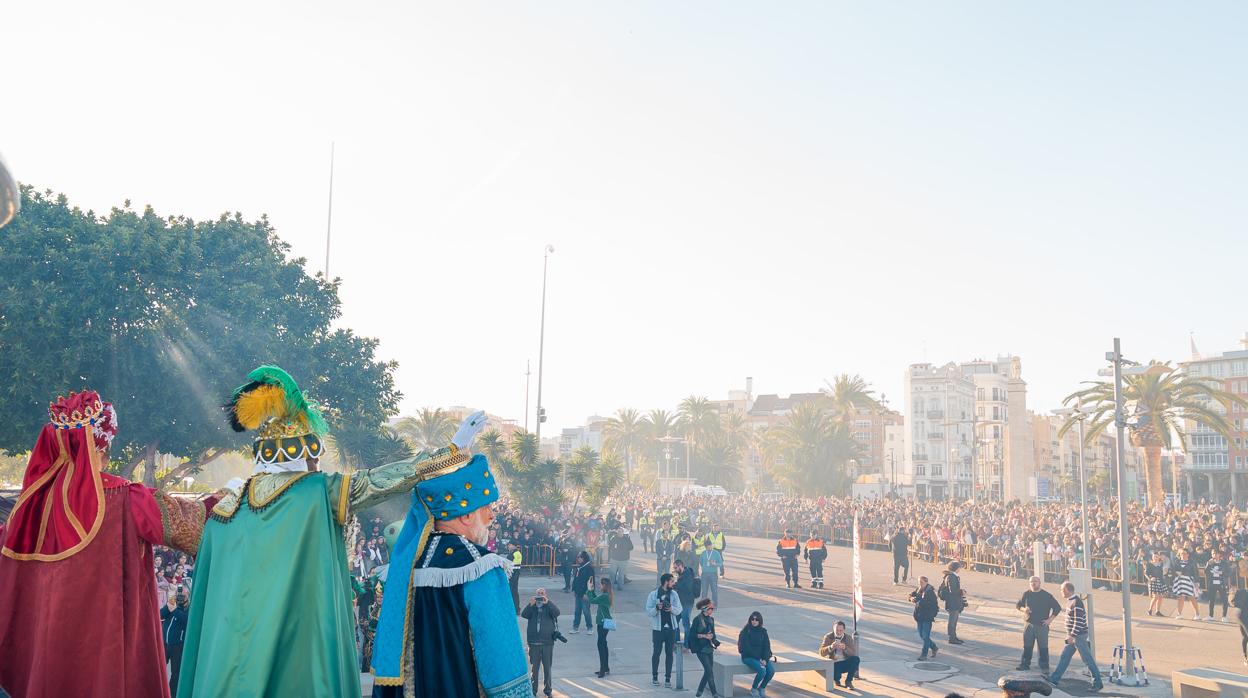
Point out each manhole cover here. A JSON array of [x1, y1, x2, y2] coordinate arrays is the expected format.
[[913, 661, 953, 672]]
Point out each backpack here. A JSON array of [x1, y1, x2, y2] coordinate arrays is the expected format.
[[937, 578, 950, 601]]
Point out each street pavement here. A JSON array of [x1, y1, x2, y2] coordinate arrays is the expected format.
[[368, 533, 1245, 697]]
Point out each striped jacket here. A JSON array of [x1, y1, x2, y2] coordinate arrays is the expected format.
[[1064, 594, 1088, 637]]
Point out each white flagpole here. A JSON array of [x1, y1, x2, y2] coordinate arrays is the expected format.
[[853, 509, 864, 629]]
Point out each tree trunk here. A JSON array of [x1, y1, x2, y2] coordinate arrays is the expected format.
[[115, 447, 149, 480], [157, 447, 230, 491], [1144, 443, 1164, 508], [141, 441, 161, 488]]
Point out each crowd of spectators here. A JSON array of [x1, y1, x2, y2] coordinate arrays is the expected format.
[[592, 486, 1248, 601]]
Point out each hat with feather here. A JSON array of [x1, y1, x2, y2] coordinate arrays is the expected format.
[[224, 365, 328, 471]]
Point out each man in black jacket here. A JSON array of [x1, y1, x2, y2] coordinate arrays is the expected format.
[[521, 588, 562, 697], [673, 558, 699, 640], [940, 562, 966, 644], [160, 588, 190, 695], [910, 575, 940, 660], [655, 528, 674, 584], [1015, 575, 1062, 672], [608, 528, 634, 586], [891, 527, 911, 585]]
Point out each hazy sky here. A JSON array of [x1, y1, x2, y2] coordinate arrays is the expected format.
[[5, 2, 1247, 433]]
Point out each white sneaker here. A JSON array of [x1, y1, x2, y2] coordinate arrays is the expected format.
[[1173, 611, 1183, 618], [1223, 616, 1230, 624], [570, 628, 579, 635]]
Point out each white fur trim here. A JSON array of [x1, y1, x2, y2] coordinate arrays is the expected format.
[[410, 553, 514, 588]]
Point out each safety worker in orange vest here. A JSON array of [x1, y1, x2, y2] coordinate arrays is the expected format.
[[776, 529, 802, 589], [804, 531, 828, 589]]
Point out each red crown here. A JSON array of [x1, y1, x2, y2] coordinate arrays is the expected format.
[[48, 390, 118, 449]]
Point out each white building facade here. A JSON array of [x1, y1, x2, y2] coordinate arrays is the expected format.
[[905, 363, 976, 500]]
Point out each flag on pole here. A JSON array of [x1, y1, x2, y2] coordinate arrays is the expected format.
[[852, 509, 864, 624]]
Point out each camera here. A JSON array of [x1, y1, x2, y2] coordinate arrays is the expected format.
[[551, 631, 569, 644]]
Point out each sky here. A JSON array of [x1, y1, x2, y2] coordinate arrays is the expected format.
[[4, 2, 1247, 434]]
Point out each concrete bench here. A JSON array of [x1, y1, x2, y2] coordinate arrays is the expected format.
[[1172, 667, 1248, 698], [712, 651, 836, 697]]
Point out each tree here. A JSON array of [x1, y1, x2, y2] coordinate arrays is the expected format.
[[1062, 361, 1246, 507], [769, 401, 862, 495], [510, 457, 564, 511], [822, 374, 881, 422], [564, 445, 599, 512], [584, 454, 625, 512], [677, 396, 721, 480], [331, 429, 413, 471], [476, 428, 511, 478], [509, 430, 539, 470], [603, 407, 645, 482], [697, 439, 742, 489], [642, 408, 677, 474], [0, 188, 401, 487], [393, 408, 456, 452]]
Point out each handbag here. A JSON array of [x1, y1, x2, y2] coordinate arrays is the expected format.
[[602, 618, 618, 631]]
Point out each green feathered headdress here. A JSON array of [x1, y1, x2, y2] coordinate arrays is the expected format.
[[224, 365, 329, 439]]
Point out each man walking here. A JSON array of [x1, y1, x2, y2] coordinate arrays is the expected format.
[[776, 529, 802, 589], [708, 522, 728, 578], [521, 588, 561, 697], [891, 526, 911, 585], [939, 561, 966, 644], [1048, 581, 1103, 692], [700, 544, 723, 607], [673, 559, 698, 639], [646, 573, 683, 688], [608, 527, 634, 587], [1015, 575, 1062, 672], [655, 528, 674, 584], [804, 531, 828, 589], [910, 575, 940, 660]]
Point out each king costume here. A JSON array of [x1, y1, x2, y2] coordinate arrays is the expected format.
[[176, 366, 476, 698], [0, 391, 217, 698], [372, 454, 532, 698]]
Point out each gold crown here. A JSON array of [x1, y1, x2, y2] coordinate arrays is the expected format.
[[48, 390, 106, 430], [256, 414, 315, 441]]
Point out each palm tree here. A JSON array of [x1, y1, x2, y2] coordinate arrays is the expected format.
[[771, 401, 863, 495], [393, 407, 457, 451], [822, 374, 881, 422], [564, 446, 599, 512], [511, 457, 565, 511], [476, 428, 512, 478], [678, 396, 721, 478], [585, 454, 626, 511], [509, 429, 539, 470], [643, 408, 677, 474], [603, 408, 646, 482], [698, 439, 743, 488], [1062, 361, 1246, 507]]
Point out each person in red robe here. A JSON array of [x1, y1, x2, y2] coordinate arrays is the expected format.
[[0, 390, 218, 698]]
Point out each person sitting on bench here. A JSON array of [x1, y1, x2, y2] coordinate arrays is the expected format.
[[819, 620, 859, 690]]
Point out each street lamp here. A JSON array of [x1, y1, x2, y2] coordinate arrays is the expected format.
[[534, 245, 554, 450], [1092, 340, 1171, 686], [1054, 403, 1097, 658]]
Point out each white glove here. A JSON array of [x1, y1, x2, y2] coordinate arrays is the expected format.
[[451, 410, 488, 450]]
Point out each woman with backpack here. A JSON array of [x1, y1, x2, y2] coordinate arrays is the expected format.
[[688, 598, 722, 698], [586, 577, 615, 678], [737, 611, 776, 698]]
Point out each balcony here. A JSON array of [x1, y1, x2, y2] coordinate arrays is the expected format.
[[912, 453, 928, 462], [927, 432, 945, 440], [926, 410, 945, 419]]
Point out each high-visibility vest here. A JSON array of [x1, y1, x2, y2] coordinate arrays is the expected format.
[[693, 534, 708, 554], [709, 532, 725, 550], [778, 537, 799, 550], [511, 550, 523, 565], [806, 538, 825, 550]]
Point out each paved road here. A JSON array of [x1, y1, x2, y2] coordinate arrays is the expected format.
[[481, 532, 1243, 697]]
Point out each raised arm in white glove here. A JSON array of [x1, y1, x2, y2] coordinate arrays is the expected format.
[[451, 410, 488, 450]]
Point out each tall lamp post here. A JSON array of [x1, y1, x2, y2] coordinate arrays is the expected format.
[[534, 245, 554, 449], [1055, 404, 1097, 658], [1095, 339, 1172, 685]]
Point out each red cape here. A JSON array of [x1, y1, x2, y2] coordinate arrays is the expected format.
[[0, 475, 170, 698]]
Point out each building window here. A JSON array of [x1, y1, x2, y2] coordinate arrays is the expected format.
[[1234, 361, 1247, 376]]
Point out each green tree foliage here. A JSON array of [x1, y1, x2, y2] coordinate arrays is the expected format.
[[768, 401, 862, 495], [603, 407, 645, 482], [393, 408, 456, 452], [1062, 361, 1245, 507], [822, 373, 881, 422], [510, 457, 565, 511], [0, 188, 401, 487], [584, 454, 624, 512]]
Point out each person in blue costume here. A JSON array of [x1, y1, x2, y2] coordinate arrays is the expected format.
[[372, 452, 532, 698]]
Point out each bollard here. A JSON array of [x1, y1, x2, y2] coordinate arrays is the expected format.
[[1109, 645, 1148, 686]]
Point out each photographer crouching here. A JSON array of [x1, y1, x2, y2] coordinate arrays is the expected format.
[[521, 588, 567, 697], [160, 585, 190, 695]]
